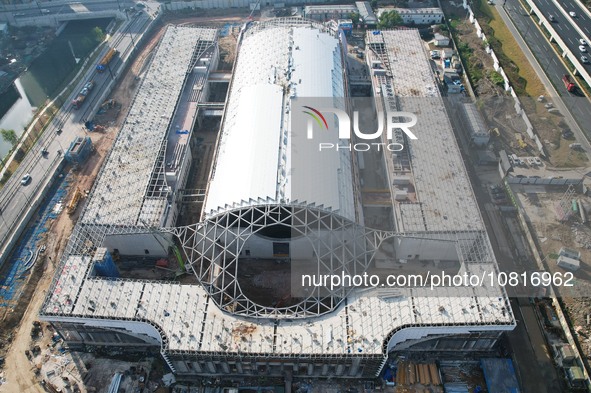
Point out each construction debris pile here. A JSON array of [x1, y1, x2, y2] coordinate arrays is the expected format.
[[571, 223, 591, 250]]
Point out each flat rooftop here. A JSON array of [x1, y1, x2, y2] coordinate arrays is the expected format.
[[366, 29, 482, 233], [44, 254, 512, 355], [81, 26, 216, 228]]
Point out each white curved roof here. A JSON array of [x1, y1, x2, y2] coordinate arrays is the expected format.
[[204, 21, 355, 221]]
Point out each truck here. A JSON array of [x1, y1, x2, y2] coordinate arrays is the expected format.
[[71, 81, 95, 109], [562, 74, 576, 92], [96, 48, 118, 72]]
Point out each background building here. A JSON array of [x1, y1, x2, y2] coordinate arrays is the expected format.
[[378, 7, 444, 25]]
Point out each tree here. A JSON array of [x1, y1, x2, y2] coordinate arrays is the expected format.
[[1, 129, 18, 146], [370, 0, 378, 10], [377, 10, 403, 29], [489, 71, 505, 86], [349, 12, 361, 25], [91, 27, 105, 44]]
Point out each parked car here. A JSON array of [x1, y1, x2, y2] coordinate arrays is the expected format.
[[548, 14, 555, 22], [534, 157, 543, 166], [579, 45, 587, 53], [569, 11, 577, 17], [562, 129, 574, 139], [582, 56, 589, 64], [580, 38, 587, 46]]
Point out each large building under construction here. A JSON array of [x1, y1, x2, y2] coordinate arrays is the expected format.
[[40, 20, 515, 379]]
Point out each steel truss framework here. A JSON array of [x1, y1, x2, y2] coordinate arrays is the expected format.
[[170, 203, 501, 320], [243, 17, 332, 38]]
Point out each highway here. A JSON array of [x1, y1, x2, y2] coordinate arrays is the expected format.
[[533, 0, 591, 70], [0, 9, 155, 262], [555, 0, 591, 37], [502, 0, 591, 141]]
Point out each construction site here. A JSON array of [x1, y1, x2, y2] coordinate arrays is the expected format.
[[0, 16, 514, 390], [4, 0, 591, 390]]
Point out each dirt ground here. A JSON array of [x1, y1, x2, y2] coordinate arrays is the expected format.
[[517, 187, 591, 359], [440, 1, 498, 97], [441, 1, 587, 169]]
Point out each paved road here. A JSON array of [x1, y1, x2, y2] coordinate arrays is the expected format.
[[501, 0, 591, 145], [507, 298, 563, 393], [0, 11, 154, 261], [531, 0, 591, 70], [448, 96, 563, 392], [555, 0, 591, 37]]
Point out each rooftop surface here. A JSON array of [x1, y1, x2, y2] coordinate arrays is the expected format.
[[81, 26, 216, 228], [366, 29, 483, 232], [41, 25, 514, 358], [204, 20, 356, 221], [44, 254, 512, 355]]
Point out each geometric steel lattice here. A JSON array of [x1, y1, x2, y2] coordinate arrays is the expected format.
[[171, 203, 370, 319], [170, 203, 500, 320]]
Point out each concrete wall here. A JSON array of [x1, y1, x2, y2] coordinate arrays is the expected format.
[[168, 353, 383, 378], [47, 317, 163, 346], [386, 323, 513, 353], [103, 232, 172, 257]]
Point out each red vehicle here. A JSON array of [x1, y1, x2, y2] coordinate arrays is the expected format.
[[71, 81, 95, 109], [562, 74, 576, 92]]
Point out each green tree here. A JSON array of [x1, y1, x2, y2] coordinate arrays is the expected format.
[[489, 71, 505, 86], [349, 12, 361, 25], [377, 10, 403, 29], [91, 27, 105, 43], [370, 0, 378, 10], [1, 129, 18, 146]]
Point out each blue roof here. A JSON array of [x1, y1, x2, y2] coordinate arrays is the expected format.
[[480, 358, 520, 393]]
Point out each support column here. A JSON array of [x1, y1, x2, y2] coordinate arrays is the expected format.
[[349, 358, 361, 377]]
